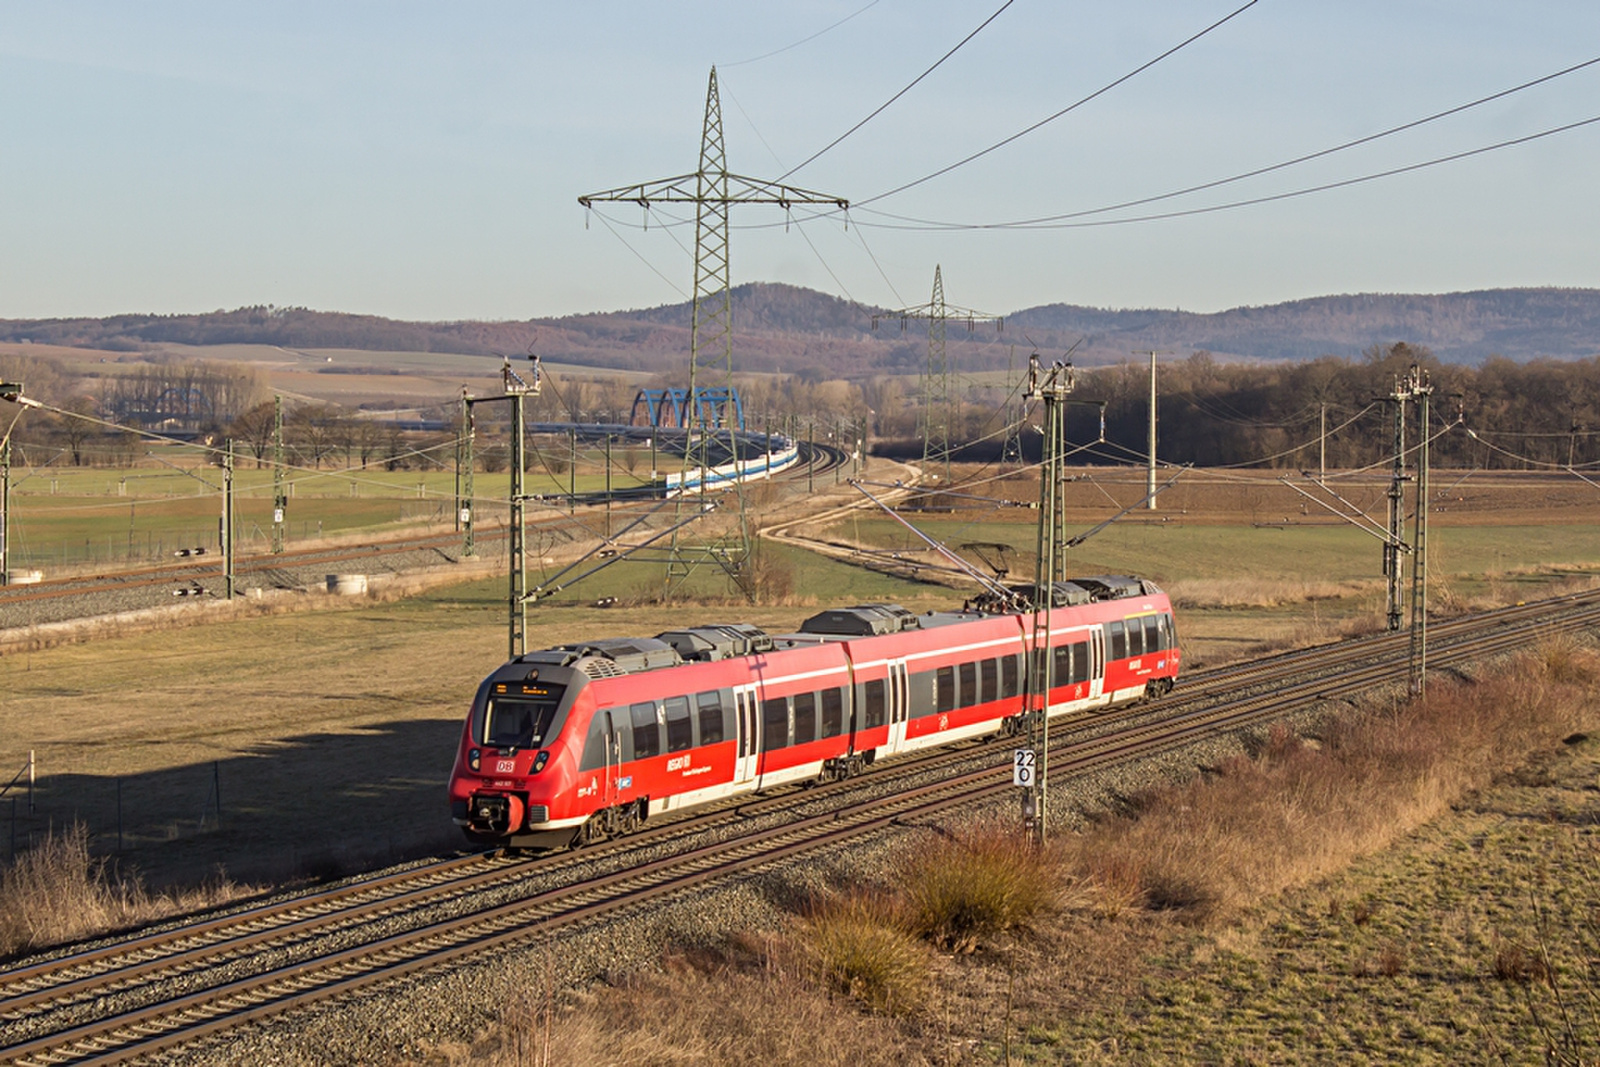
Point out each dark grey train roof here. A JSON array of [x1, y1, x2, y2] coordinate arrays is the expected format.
[[505, 581, 1161, 681], [656, 623, 773, 661], [799, 603, 921, 636], [971, 574, 1163, 612]]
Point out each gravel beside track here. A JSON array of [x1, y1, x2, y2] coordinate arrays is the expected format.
[[0, 663, 1366, 1065], [161, 710, 1303, 1067], [10, 590, 1596, 1064], [0, 446, 854, 637]]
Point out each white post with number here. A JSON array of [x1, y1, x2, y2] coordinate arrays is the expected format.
[[1013, 748, 1036, 788]]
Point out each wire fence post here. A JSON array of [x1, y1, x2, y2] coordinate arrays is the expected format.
[[28, 749, 34, 814], [116, 777, 124, 853], [198, 760, 223, 832]]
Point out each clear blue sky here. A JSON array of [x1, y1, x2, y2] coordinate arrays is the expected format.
[[2, 1, 1598, 322]]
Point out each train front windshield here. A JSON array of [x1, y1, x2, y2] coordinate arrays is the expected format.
[[482, 695, 563, 750]]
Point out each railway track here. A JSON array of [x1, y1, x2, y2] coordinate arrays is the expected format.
[[0, 443, 846, 624], [4, 589, 1597, 1064]]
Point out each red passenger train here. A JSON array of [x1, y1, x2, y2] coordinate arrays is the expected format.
[[448, 576, 1179, 848]]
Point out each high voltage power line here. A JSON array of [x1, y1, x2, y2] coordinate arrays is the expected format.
[[849, 112, 1600, 232], [775, 0, 1019, 183], [842, 0, 1263, 206], [590, 49, 1600, 242], [720, 0, 885, 69], [854, 52, 1600, 230]]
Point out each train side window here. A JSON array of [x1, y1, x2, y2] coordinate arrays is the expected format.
[[1052, 644, 1071, 686], [1108, 620, 1127, 661], [1127, 619, 1145, 657], [696, 691, 725, 745], [909, 669, 937, 718], [1073, 642, 1090, 683], [1145, 615, 1163, 652], [761, 696, 790, 752], [980, 658, 997, 703], [630, 701, 661, 760], [579, 712, 614, 772], [959, 662, 978, 708], [935, 666, 956, 714], [1001, 655, 1019, 697], [793, 692, 817, 745], [862, 679, 886, 729], [821, 688, 844, 737], [664, 695, 693, 753]]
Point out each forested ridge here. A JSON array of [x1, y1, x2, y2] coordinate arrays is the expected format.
[[4, 284, 1598, 375]]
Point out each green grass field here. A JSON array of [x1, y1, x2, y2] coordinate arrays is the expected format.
[[3, 452, 660, 569], [4, 498, 1597, 889], [830, 512, 1600, 591]]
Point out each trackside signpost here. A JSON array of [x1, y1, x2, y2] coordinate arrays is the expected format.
[[1013, 748, 1036, 788]]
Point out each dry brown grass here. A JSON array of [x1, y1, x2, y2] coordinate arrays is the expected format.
[[1164, 576, 1381, 610], [447, 955, 924, 1067], [1491, 939, 1551, 984], [0, 556, 502, 655], [802, 892, 930, 1014], [900, 823, 1057, 951], [422, 641, 1600, 1064], [0, 824, 249, 957], [1058, 641, 1600, 925]]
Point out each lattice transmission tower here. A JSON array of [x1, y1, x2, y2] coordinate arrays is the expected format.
[[873, 265, 1000, 484], [580, 67, 848, 596]]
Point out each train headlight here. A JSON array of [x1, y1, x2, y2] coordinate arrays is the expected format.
[[532, 750, 549, 774], [468, 748, 481, 772]]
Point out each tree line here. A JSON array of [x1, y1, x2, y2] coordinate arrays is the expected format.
[[1088, 343, 1600, 470], [6, 344, 1600, 472]]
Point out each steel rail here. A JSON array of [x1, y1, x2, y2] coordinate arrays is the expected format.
[[4, 592, 1598, 1063], [5, 588, 1594, 1018], [0, 444, 837, 612], [5, 587, 1593, 1012]]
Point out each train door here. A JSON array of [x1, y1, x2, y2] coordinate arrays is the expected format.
[[600, 710, 620, 809], [1090, 628, 1106, 699], [733, 684, 760, 785], [886, 660, 909, 753]]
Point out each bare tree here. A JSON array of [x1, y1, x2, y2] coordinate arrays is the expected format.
[[228, 401, 278, 465], [288, 405, 342, 468]]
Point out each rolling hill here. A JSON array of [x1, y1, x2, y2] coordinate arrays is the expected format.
[[3, 285, 1597, 378]]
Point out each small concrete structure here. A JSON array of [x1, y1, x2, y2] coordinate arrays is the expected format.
[[326, 574, 369, 596]]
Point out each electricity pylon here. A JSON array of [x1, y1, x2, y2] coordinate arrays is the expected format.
[[579, 67, 848, 597], [873, 265, 1000, 483]]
